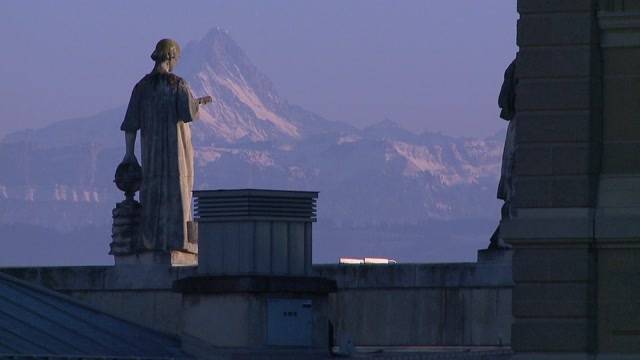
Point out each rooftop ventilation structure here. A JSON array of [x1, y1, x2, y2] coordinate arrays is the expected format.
[[175, 189, 334, 354], [193, 189, 318, 276]]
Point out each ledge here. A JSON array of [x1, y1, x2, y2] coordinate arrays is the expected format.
[[1, 263, 514, 292], [173, 275, 337, 295], [599, 11, 640, 47], [0, 265, 198, 291], [313, 263, 513, 289]]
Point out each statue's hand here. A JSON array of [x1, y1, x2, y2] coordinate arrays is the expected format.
[[122, 153, 138, 165]]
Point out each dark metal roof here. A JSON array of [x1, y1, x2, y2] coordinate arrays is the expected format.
[[0, 272, 189, 359]]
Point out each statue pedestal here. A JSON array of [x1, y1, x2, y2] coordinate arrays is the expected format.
[[110, 198, 141, 256], [113, 250, 196, 266], [110, 193, 198, 267]]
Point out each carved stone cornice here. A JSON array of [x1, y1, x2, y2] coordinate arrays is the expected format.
[[599, 10, 640, 47], [599, 0, 632, 12]]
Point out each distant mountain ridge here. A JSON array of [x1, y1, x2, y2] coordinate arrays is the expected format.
[[181, 28, 353, 145], [0, 28, 504, 264]]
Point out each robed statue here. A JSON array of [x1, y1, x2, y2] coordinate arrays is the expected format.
[[489, 56, 517, 250], [115, 39, 211, 255]]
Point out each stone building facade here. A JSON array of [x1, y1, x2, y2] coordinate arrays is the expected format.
[[503, 0, 640, 357]]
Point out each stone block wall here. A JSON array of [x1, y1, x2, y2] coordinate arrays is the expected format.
[[504, 0, 603, 357], [0, 260, 513, 348], [514, 0, 602, 210], [507, 0, 640, 357], [315, 262, 512, 347]]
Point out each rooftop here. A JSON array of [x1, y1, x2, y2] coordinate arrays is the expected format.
[[0, 272, 189, 359]]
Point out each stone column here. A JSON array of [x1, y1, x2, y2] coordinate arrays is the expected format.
[[502, 0, 603, 358], [596, 0, 640, 354]]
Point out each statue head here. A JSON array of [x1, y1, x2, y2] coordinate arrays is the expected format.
[[151, 39, 181, 71]]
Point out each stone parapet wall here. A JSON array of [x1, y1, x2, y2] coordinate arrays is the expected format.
[[0, 265, 196, 291], [0, 260, 513, 348], [0, 265, 197, 336], [314, 262, 512, 289], [316, 262, 513, 347]]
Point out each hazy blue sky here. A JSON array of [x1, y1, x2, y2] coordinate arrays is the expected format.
[[0, 1, 517, 137]]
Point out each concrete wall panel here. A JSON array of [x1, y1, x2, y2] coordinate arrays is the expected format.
[[255, 221, 272, 273], [271, 222, 288, 274], [287, 223, 305, 275], [222, 222, 240, 274]]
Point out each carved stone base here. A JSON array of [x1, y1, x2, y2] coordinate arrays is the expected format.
[[110, 199, 142, 255], [111, 196, 198, 266], [114, 251, 170, 265], [172, 250, 197, 266], [114, 250, 197, 266]]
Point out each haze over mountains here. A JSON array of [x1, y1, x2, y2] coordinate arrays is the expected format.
[[0, 28, 504, 266]]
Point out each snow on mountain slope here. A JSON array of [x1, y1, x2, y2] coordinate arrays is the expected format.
[[180, 28, 351, 145]]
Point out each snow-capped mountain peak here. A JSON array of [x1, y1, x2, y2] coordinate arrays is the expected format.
[[179, 28, 311, 144]]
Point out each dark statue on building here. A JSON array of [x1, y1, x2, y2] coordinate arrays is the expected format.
[[489, 56, 518, 250], [110, 39, 211, 258]]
